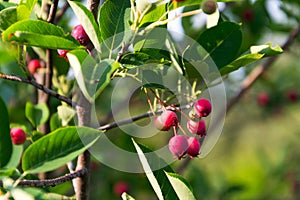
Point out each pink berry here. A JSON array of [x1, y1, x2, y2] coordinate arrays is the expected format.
[[71, 25, 90, 46], [257, 92, 269, 106], [194, 98, 212, 118], [154, 110, 178, 131], [187, 137, 200, 158], [113, 181, 129, 196], [202, 0, 217, 15], [10, 127, 26, 145], [27, 59, 42, 74], [168, 135, 188, 159], [187, 119, 207, 136]]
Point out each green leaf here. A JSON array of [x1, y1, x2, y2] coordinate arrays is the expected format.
[[99, 0, 130, 50], [25, 102, 50, 127], [4, 145, 23, 169], [165, 172, 196, 200], [0, 2, 17, 10], [0, 168, 20, 178], [67, 49, 96, 101], [2, 20, 80, 49], [170, 0, 240, 10], [198, 22, 242, 69], [22, 126, 100, 173], [67, 48, 120, 100], [139, 4, 167, 27], [141, 69, 165, 89], [50, 113, 62, 131], [11, 187, 75, 200], [68, 0, 101, 52], [0, 7, 18, 31], [57, 105, 75, 126], [0, 97, 12, 168], [220, 43, 283, 75], [132, 139, 178, 200]]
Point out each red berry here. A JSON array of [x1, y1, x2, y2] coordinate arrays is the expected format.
[[154, 110, 178, 131], [168, 135, 188, 159], [257, 92, 269, 106], [10, 127, 26, 145], [286, 90, 298, 102], [71, 25, 90, 46], [27, 59, 42, 74], [187, 119, 207, 136], [242, 9, 254, 22], [187, 137, 200, 158], [202, 0, 217, 15], [113, 181, 129, 196], [194, 98, 212, 118]]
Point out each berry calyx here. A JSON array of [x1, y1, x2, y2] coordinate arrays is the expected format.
[[202, 0, 217, 15], [71, 25, 90, 46], [57, 49, 68, 57], [154, 110, 178, 131], [10, 127, 26, 145], [168, 135, 188, 159], [194, 98, 212, 118], [27, 59, 42, 74], [187, 119, 207, 136], [187, 137, 200, 158]]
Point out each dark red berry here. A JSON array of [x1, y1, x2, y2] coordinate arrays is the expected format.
[[71, 25, 90, 46], [242, 9, 254, 22], [168, 135, 188, 159], [10, 127, 26, 145], [154, 110, 178, 131], [187, 119, 207, 136], [113, 181, 129, 196], [202, 0, 217, 15], [286, 90, 298, 102], [187, 137, 200, 158], [257, 92, 269, 106], [27, 59, 42, 74], [194, 98, 212, 118]]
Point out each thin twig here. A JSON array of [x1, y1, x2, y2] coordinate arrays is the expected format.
[[98, 103, 194, 131], [0, 73, 75, 106], [88, 0, 100, 22], [0, 168, 87, 187], [54, 2, 70, 24], [47, 0, 59, 23]]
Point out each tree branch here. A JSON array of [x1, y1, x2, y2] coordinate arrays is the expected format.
[[0, 168, 87, 188], [54, 1, 70, 24], [88, 0, 100, 22], [0, 73, 75, 106], [227, 24, 300, 112]]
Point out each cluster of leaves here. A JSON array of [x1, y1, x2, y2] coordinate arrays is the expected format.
[[0, 0, 286, 199]]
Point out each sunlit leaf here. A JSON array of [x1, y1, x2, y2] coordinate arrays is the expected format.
[[22, 126, 100, 173]]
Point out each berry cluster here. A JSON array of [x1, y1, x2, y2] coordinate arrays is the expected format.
[[154, 98, 212, 160]]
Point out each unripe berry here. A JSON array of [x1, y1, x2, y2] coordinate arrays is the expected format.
[[202, 0, 217, 15], [194, 98, 212, 118], [27, 59, 42, 74], [154, 110, 178, 131], [168, 135, 188, 159], [187, 137, 200, 158], [10, 127, 26, 145], [113, 181, 129, 196], [71, 25, 90, 46], [187, 119, 207, 136]]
